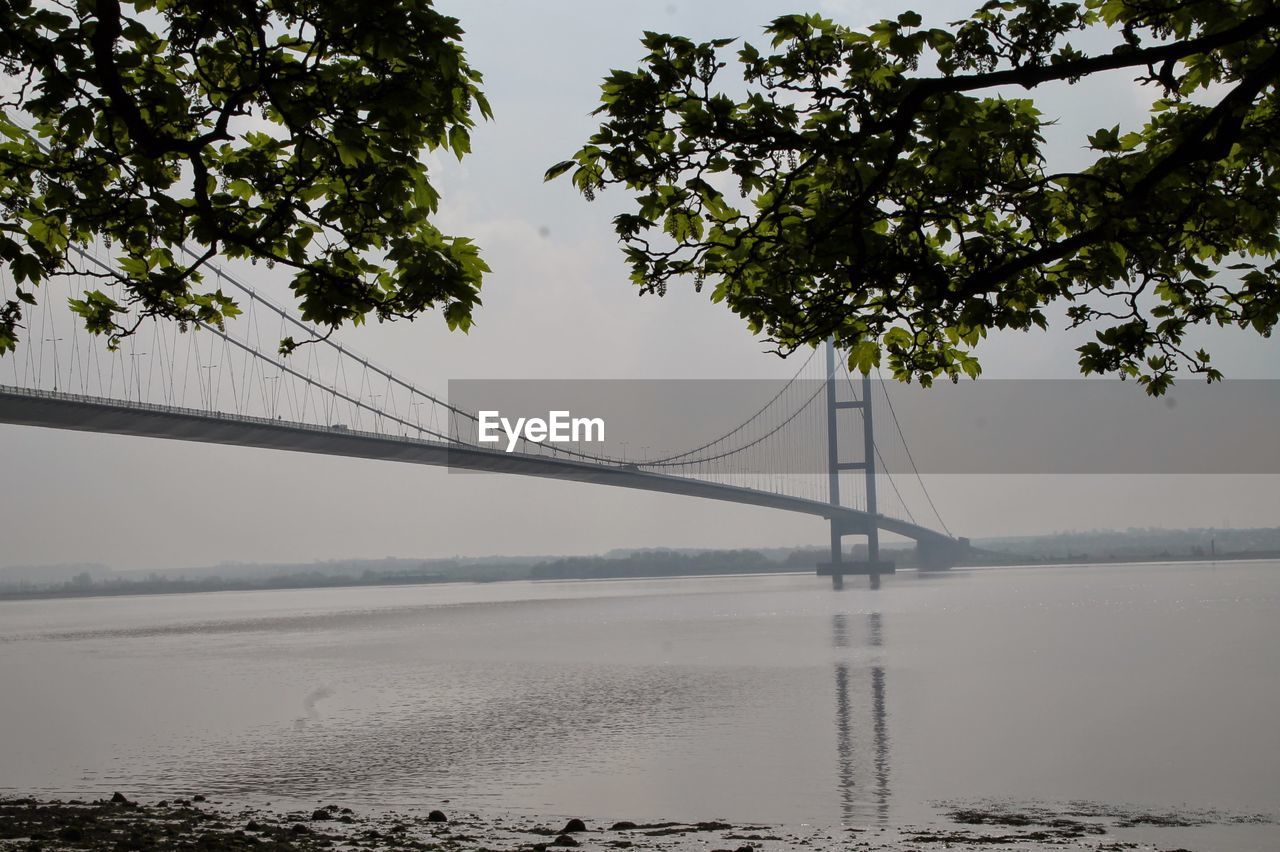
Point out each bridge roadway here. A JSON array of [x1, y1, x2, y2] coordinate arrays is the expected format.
[[0, 385, 967, 562]]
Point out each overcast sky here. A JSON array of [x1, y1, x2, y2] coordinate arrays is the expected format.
[[2, 0, 1277, 572]]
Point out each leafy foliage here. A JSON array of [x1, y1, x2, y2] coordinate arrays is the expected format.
[[551, 0, 1280, 392], [0, 0, 490, 355]]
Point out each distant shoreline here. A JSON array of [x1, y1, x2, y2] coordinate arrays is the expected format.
[[1, 549, 1275, 602]]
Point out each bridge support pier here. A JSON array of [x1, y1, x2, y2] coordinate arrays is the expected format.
[[820, 340, 894, 588], [916, 536, 971, 571]]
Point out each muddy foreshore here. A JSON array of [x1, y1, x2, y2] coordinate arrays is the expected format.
[[4, 793, 1272, 852]]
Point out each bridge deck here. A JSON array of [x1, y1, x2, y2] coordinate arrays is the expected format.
[[0, 385, 962, 549]]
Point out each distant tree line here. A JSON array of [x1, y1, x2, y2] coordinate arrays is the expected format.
[[0, 568, 452, 599], [5, 528, 1278, 599], [530, 549, 786, 580]]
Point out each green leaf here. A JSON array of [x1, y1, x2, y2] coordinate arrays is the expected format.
[[448, 124, 471, 159], [544, 160, 577, 181]]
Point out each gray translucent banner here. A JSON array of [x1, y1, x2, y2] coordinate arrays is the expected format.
[[445, 379, 1280, 474]]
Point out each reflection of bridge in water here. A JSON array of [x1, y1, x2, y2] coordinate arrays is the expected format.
[[833, 612, 890, 823], [1, 244, 967, 577]]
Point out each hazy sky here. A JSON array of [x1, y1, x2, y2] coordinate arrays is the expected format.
[[2, 0, 1277, 572]]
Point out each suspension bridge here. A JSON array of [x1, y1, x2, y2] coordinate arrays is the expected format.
[[0, 245, 970, 583]]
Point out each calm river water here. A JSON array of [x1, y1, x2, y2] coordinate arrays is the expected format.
[[1, 562, 1277, 848]]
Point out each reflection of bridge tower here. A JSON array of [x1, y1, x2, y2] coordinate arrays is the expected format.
[[832, 612, 890, 823], [819, 339, 894, 589]]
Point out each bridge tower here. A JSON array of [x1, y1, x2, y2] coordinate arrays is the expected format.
[[818, 339, 895, 589]]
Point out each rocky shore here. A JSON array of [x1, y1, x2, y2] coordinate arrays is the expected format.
[[1, 794, 1271, 852]]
